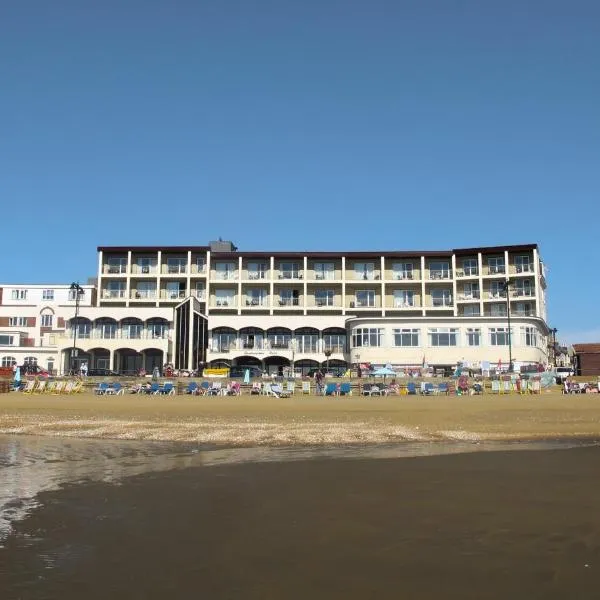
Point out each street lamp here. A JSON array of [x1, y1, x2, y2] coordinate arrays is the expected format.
[[324, 348, 332, 374], [550, 328, 558, 366], [69, 282, 85, 375], [501, 279, 513, 371]]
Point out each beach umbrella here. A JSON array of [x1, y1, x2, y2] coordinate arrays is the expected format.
[[371, 366, 396, 380], [243, 369, 251, 384], [14, 366, 21, 387]]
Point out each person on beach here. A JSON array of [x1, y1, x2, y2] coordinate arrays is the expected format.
[[315, 370, 324, 395]]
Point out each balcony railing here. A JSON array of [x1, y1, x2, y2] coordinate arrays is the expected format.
[[487, 291, 507, 299], [393, 301, 416, 308], [515, 265, 533, 273], [350, 300, 378, 308], [161, 290, 187, 300], [213, 298, 235, 307], [277, 298, 301, 306], [247, 271, 267, 280], [431, 300, 453, 307], [162, 265, 188, 275], [130, 291, 157, 300], [131, 264, 158, 274], [456, 268, 479, 277], [513, 309, 535, 316], [309, 299, 339, 308], [457, 292, 480, 301], [488, 266, 506, 275], [193, 290, 206, 301], [191, 263, 207, 274], [64, 330, 168, 340], [392, 271, 414, 280], [208, 339, 346, 354], [429, 270, 452, 280], [103, 265, 127, 274], [511, 290, 535, 297], [245, 298, 268, 307], [278, 271, 303, 280], [214, 272, 237, 281], [313, 272, 337, 280], [353, 272, 380, 281], [102, 290, 127, 299]]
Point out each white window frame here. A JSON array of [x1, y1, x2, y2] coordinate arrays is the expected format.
[[355, 289, 376, 308], [354, 262, 376, 280], [11, 289, 27, 301], [42, 289, 55, 301], [351, 328, 384, 347], [393, 290, 414, 308], [8, 317, 27, 327], [428, 328, 458, 346], [431, 289, 452, 307], [41, 314, 53, 327], [488, 257, 506, 274], [392, 262, 414, 280], [392, 328, 419, 347], [490, 327, 511, 346], [462, 259, 478, 276], [466, 328, 481, 346], [314, 262, 335, 280]]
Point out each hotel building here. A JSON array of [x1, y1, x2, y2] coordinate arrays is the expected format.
[[0, 241, 550, 375]]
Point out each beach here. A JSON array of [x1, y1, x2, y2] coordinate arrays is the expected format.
[[2, 392, 600, 598], [1, 391, 600, 444]]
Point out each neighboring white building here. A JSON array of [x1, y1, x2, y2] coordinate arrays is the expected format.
[[0, 241, 551, 375], [0, 283, 95, 374]]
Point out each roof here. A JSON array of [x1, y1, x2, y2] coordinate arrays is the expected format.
[[572, 344, 600, 353]]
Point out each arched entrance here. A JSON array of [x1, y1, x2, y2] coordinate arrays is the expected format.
[[232, 356, 263, 368], [320, 358, 348, 376], [88, 348, 110, 370], [115, 348, 142, 375], [264, 355, 290, 377], [141, 348, 164, 373], [294, 359, 320, 377]]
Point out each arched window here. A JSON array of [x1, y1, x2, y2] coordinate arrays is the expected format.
[[40, 307, 55, 328], [24, 356, 38, 365], [1, 356, 16, 367]]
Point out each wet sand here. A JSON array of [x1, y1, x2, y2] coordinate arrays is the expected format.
[[2, 446, 600, 599], [1, 392, 600, 444]]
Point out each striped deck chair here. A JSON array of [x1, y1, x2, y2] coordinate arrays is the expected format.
[[286, 381, 296, 395], [33, 380, 47, 394], [491, 380, 500, 394], [301, 381, 311, 394], [45, 381, 57, 394], [22, 380, 36, 394], [71, 381, 84, 394], [63, 381, 75, 394], [52, 381, 66, 395]]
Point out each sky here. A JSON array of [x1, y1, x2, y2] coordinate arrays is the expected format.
[[1, 0, 599, 343]]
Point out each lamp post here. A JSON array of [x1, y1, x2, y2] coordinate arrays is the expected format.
[[501, 279, 513, 371], [550, 328, 558, 366], [69, 282, 85, 375], [324, 348, 332, 374]]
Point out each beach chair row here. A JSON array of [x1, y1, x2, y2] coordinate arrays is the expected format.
[[20, 379, 84, 394], [127, 382, 175, 396]]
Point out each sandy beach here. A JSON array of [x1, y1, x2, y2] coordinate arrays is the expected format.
[[1, 391, 600, 444]]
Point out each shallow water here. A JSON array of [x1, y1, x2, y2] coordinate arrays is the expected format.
[[1, 433, 597, 544]]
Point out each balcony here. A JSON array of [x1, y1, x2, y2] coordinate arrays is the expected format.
[[313, 272, 336, 281], [308, 299, 340, 308], [430, 301, 453, 308], [351, 272, 380, 281], [511, 289, 535, 298], [162, 264, 188, 275], [455, 269, 479, 277], [513, 309, 535, 316], [349, 301, 378, 308], [62, 330, 168, 341], [392, 301, 417, 309], [213, 272, 237, 281], [244, 297, 268, 307], [277, 298, 301, 307], [191, 263, 207, 274], [103, 265, 127, 274], [391, 271, 414, 280], [247, 271, 267, 280], [515, 265, 533, 274], [278, 271, 303, 280], [193, 290, 206, 301], [130, 290, 157, 300], [213, 298, 235, 307], [487, 292, 507, 300], [160, 290, 187, 300], [457, 292, 480, 301], [429, 270, 452, 280], [487, 266, 506, 275], [101, 289, 126, 299], [132, 264, 158, 275]]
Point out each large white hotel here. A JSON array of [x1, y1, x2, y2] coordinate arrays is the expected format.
[[0, 241, 550, 375]]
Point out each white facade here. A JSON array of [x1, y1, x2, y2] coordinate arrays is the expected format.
[[0, 242, 552, 375]]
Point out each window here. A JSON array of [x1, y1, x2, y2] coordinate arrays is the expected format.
[[41, 314, 53, 327], [279, 262, 301, 279], [0, 336, 14, 346], [167, 257, 187, 274], [323, 333, 346, 353], [68, 288, 85, 301], [11, 289, 27, 301], [42, 289, 54, 301], [515, 255, 533, 273], [212, 329, 237, 352], [1, 356, 16, 366], [137, 257, 155, 273], [488, 257, 505, 274], [267, 328, 292, 349], [466, 328, 481, 346], [246, 288, 267, 306], [429, 328, 458, 346], [489, 281, 507, 299], [195, 257, 206, 273], [194, 284, 206, 300], [279, 289, 300, 306], [315, 289, 335, 307], [165, 281, 186, 299], [147, 320, 168, 339], [248, 262, 267, 279], [351, 328, 383, 347], [98, 321, 117, 339], [429, 262, 450, 279], [24, 357, 37, 366], [490, 327, 511, 346], [392, 262, 414, 280], [122, 320, 142, 339], [523, 326, 538, 347], [431, 289, 452, 307], [107, 257, 127, 274], [295, 334, 319, 353], [514, 280, 534, 297], [215, 289, 235, 307], [393, 328, 419, 347], [71, 320, 91, 339], [8, 317, 27, 327], [355, 289, 376, 307], [393, 290, 414, 308], [215, 262, 236, 280], [514, 302, 534, 316], [134, 282, 157, 299], [461, 282, 479, 300], [489, 303, 507, 317], [354, 262, 376, 280], [314, 262, 335, 280], [462, 259, 478, 276], [462, 304, 481, 317]]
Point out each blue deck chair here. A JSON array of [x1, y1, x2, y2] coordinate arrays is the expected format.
[[94, 382, 109, 395], [361, 383, 373, 396], [437, 382, 449, 395], [406, 382, 417, 395], [106, 382, 124, 395], [185, 382, 198, 395], [160, 382, 175, 395], [423, 382, 435, 395], [199, 381, 211, 395], [147, 382, 160, 395], [339, 383, 352, 396], [324, 383, 338, 396]]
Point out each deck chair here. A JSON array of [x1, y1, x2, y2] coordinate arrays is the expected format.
[[33, 380, 47, 394], [199, 381, 211, 395], [22, 380, 36, 394], [208, 382, 222, 396], [406, 382, 417, 395], [159, 382, 175, 395], [94, 382, 109, 395], [147, 383, 161, 395], [490, 380, 500, 394], [106, 382, 125, 395], [339, 383, 352, 396], [324, 383, 338, 396], [51, 380, 66, 395], [457, 376, 469, 395], [301, 381, 311, 394], [437, 382, 449, 395], [369, 385, 381, 397], [45, 381, 57, 394], [250, 382, 262, 395], [270, 384, 290, 398], [70, 381, 84, 394], [361, 383, 373, 396], [185, 382, 198, 395], [286, 381, 296, 395], [422, 382, 435, 395]]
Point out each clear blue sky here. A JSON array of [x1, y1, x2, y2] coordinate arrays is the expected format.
[[1, 0, 598, 343]]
